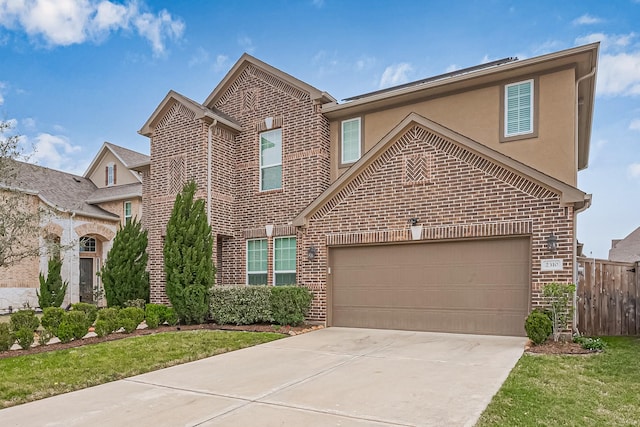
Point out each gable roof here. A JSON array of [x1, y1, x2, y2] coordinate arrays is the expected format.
[[138, 90, 242, 137], [85, 182, 142, 204], [609, 226, 640, 263], [293, 112, 589, 227], [83, 141, 150, 182], [322, 43, 599, 171], [2, 160, 119, 221], [202, 53, 336, 108]]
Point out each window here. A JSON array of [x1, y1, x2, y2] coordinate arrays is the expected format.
[[341, 118, 361, 164], [247, 239, 267, 285], [504, 80, 534, 137], [274, 237, 296, 286], [124, 201, 132, 225], [106, 163, 116, 186], [79, 236, 96, 252], [260, 129, 282, 191]]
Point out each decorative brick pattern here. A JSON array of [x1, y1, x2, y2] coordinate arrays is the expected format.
[[403, 153, 432, 186]]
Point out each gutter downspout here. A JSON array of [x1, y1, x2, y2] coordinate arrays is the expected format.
[[573, 67, 596, 334], [207, 120, 218, 225]]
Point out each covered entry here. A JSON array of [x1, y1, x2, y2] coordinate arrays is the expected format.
[[329, 237, 530, 336]]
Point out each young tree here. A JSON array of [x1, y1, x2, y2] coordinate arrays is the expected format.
[[101, 218, 149, 307], [37, 257, 68, 308], [163, 181, 215, 324], [543, 282, 576, 342], [0, 120, 43, 268]]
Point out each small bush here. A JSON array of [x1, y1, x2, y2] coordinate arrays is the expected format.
[[525, 310, 553, 345], [270, 286, 313, 326], [124, 299, 147, 309], [94, 320, 110, 337], [118, 307, 144, 333], [9, 310, 40, 333], [145, 312, 160, 329], [145, 303, 170, 328], [0, 323, 13, 351], [41, 307, 65, 336], [164, 307, 178, 326], [210, 286, 272, 325], [574, 336, 607, 351], [57, 311, 90, 343], [13, 327, 35, 349], [38, 329, 54, 346], [72, 303, 98, 324], [97, 307, 120, 335]]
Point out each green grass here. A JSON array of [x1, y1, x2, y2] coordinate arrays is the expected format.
[[0, 330, 283, 409], [477, 337, 640, 426]]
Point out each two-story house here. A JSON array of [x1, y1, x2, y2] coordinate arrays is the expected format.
[[139, 43, 598, 336], [0, 142, 148, 312]]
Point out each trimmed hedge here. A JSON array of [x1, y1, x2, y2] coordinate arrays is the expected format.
[[210, 286, 272, 325], [210, 285, 313, 326], [71, 303, 98, 324], [145, 304, 178, 328], [117, 307, 145, 333], [525, 310, 553, 345]]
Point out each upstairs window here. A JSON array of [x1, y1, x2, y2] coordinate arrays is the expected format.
[[260, 129, 282, 191], [341, 118, 361, 164], [274, 237, 296, 286], [124, 201, 132, 225], [504, 80, 534, 138], [247, 239, 267, 285], [106, 163, 116, 186]]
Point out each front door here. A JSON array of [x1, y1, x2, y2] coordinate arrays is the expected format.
[[79, 258, 94, 303]]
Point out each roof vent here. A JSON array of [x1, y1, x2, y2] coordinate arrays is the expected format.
[[72, 177, 81, 183]]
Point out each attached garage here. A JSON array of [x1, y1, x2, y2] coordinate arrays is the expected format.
[[329, 237, 530, 336]]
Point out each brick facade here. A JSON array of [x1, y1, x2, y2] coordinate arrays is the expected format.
[[141, 52, 592, 331]]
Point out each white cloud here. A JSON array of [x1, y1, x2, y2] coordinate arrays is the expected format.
[[630, 119, 640, 131], [355, 55, 376, 71], [379, 63, 413, 89], [238, 35, 254, 53], [21, 117, 36, 131], [312, 0, 325, 8], [0, 81, 5, 105], [575, 32, 635, 50], [29, 133, 86, 173], [573, 14, 602, 26], [597, 52, 640, 96], [0, 0, 185, 56], [213, 54, 229, 72], [628, 163, 640, 179]]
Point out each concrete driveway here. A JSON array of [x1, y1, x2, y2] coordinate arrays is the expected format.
[[0, 327, 525, 426]]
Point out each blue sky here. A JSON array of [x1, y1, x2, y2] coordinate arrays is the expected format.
[[0, 0, 639, 259]]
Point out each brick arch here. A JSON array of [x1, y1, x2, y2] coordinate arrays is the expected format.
[[74, 223, 116, 241], [42, 222, 63, 237]]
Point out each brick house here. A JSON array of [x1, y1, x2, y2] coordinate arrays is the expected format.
[[139, 43, 598, 336], [0, 142, 147, 312], [609, 226, 640, 262]]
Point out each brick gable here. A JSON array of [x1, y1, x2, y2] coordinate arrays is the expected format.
[[299, 123, 575, 321]]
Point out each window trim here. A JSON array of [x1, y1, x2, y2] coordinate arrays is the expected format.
[[246, 238, 268, 285], [273, 236, 296, 286], [500, 78, 539, 143], [106, 163, 116, 186], [259, 128, 283, 192], [79, 236, 97, 253], [340, 117, 363, 166], [124, 201, 132, 225]]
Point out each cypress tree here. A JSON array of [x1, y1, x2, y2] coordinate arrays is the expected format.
[[101, 218, 149, 307], [163, 181, 214, 324], [37, 258, 68, 308]]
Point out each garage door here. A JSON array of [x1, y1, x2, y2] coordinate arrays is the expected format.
[[329, 238, 530, 336]]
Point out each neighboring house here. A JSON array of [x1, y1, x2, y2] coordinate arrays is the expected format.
[[139, 43, 598, 336], [0, 142, 148, 313], [609, 226, 640, 263]]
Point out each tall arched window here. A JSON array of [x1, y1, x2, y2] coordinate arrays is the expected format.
[[79, 236, 96, 252]]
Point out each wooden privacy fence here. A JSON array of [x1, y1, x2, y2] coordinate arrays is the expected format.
[[577, 258, 639, 336]]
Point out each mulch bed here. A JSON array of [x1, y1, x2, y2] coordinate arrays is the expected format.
[[525, 339, 600, 355], [0, 323, 320, 360]]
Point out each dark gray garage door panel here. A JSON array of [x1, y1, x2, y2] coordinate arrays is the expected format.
[[330, 238, 530, 336]]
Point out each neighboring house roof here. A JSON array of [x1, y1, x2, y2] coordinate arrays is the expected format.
[[85, 182, 142, 204], [83, 141, 150, 182], [2, 160, 119, 221], [323, 43, 599, 172], [138, 90, 243, 137], [609, 226, 640, 263], [203, 53, 336, 108], [293, 112, 590, 227]]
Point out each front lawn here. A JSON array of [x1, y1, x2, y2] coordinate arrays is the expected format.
[[477, 337, 640, 426], [0, 330, 283, 409]]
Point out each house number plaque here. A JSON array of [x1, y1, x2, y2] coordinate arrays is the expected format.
[[541, 259, 563, 271]]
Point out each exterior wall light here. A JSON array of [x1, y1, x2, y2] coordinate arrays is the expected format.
[[307, 245, 318, 261], [546, 233, 558, 253], [409, 218, 422, 241]]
